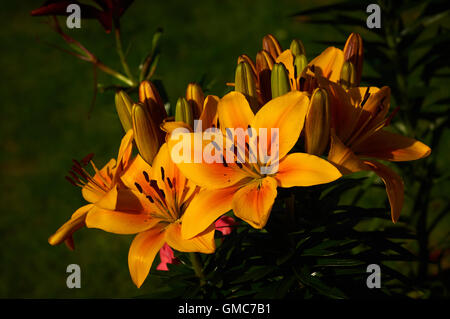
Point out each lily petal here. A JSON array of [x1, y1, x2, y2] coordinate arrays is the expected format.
[[232, 177, 278, 229], [316, 77, 357, 143], [94, 185, 148, 212], [276, 152, 342, 187], [121, 154, 153, 194], [364, 160, 404, 223], [308, 47, 344, 82], [168, 132, 250, 189], [217, 91, 254, 131], [85, 201, 157, 235], [353, 130, 431, 162], [165, 222, 215, 254], [276, 50, 297, 89], [199, 95, 219, 129], [128, 226, 166, 288], [114, 129, 134, 179], [48, 204, 94, 247], [181, 187, 237, 239], [328, 132, 370, 174], [81, 158, 116, 203], [161, 120, 193, 135], [251, 91, 309, 159]]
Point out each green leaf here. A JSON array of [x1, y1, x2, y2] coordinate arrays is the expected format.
[[293, 267, 347, 299]]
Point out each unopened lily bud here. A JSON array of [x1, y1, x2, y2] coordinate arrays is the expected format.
[[175, 97, 194, 128], [115, 90, 133, 132], [132, 102, 161, 164], [185, 82, 204, 119], [293, 54, 308, 78], [305, 88, 331, 156], [256, 50, 274, 72], [238, 54, 257, 78], [262, 34, 282, 60], [256, 50, 275, 103], [343, 33, 363, 86], [290, 39, 306, 56], [235, 61, 259, 111], [271, 63, 290, 98], [139, 80, 167, 124], [339, 61, 356, 89]]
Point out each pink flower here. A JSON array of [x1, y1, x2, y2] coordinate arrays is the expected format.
[[156, 216, 236, 271], [215, 216, 237, 236], [156, 243, 180, 271]]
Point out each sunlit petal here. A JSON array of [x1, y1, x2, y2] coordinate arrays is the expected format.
[[128, 226, 166, 288], [276, 152, 342, 187], [165, 222, 215, 254], [232, 177, 278, 229]]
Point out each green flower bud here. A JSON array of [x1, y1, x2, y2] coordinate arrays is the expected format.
[[290, 39, 306, 56], [175, 97, 194, 128], [186, 82, 204, 119], [343, 33, 363, 86], [132, 102, 161, 165], [115, 90, 133, 132], [271, 63, 290, 99], [339, 61, 356, 89], [235, 61, 259, 112], [305, 88, 331, 156], [293, 54, 308, 78]]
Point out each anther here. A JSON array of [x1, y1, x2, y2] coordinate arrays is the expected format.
[[143, 171, 150, 183], [135, 182, 143, 193]]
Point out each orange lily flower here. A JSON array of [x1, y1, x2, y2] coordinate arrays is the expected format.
[[168, 91, 342, 238], [322, 80, 431, 222], [48, 129, 134, 249], [85, 143, 216, 288]]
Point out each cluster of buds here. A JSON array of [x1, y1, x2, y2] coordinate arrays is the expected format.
[[231, 33, 366, 157], [115, 81, 167, 164], [232, 35, 312, 111]]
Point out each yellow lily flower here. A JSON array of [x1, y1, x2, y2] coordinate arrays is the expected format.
[[48, 130, 134, 249], [85, 143, 216, 288], [168, 91, 342, 238], [321, 79, 431, 222]]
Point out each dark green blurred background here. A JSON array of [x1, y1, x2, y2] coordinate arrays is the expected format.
[[1, 1, 448, 298]]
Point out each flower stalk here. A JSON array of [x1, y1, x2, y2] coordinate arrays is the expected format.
[[189, 252, 206, 286], [114, 25, 136, 86]]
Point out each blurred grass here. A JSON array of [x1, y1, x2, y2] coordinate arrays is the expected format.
[[0, 0, 447, 298]]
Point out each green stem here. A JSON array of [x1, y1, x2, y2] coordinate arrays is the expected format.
[[114, 27, 136, 86], [189, 253, 206, 286], [96, 61, 134, 87]]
